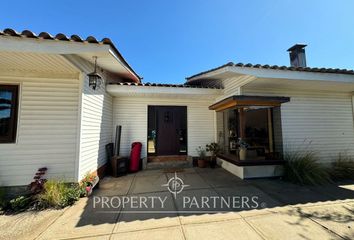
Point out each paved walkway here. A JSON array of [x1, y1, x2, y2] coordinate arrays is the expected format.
[[1, 167, 354, 239]]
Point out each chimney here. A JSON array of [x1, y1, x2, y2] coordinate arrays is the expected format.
[[287, 44, 307, 67]]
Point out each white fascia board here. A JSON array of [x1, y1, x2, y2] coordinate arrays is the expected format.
[[189, 65, 354, 84], [106, 85, 222, 97], [230, 67, 354, 83], [188, 66, 236, 81], [108, 48, 140, 82], [0, 36, 109, 54]]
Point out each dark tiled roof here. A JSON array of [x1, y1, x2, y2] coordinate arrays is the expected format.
[[186, 62, 354, 80], [0, 28, 141, 81], [110, 82, 222, 89]]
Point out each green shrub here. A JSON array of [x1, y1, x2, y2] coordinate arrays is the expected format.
[[330, 153, 354, 180], [9, 196, 31, 211], [0, 188, 7, 211], [38, 180, 81, 208], [283, 150, 331, 185]]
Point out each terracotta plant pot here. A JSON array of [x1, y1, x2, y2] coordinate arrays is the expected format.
[[198, 159, 207, 168]]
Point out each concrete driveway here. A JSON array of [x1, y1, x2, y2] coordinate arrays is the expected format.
[[2, 167, 354, 240]]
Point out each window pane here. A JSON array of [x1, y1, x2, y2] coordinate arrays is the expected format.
[[147, 106, 156, 154], [0, 85, 18, 143], [244, 108, 270, 159], [216, 106, 282, 161]]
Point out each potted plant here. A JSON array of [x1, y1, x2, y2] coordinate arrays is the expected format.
[[196, 146, 207, 168], [238, 138, 249, 160], [80, 172, 99, 196], [206, 142, 221, 168]]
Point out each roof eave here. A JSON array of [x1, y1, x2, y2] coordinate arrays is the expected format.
[[0, 28, 141, 82], [186, 62, 354, 82]]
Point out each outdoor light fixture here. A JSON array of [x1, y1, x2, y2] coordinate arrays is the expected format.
[[88, 56, 102, 90]]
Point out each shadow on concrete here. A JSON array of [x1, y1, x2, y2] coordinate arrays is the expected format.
[[76, 167, 354, 228]]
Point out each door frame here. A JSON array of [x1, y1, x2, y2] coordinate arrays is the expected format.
[[147, 105, 188, 156]]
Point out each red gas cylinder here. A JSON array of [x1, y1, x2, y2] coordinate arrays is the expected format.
[[130, 142, 142, 172]]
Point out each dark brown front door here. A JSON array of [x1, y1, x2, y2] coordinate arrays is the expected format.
[[150, 106, 187, 155]]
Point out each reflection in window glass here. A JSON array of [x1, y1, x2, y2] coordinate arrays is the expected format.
[[216, 106, 282, 161], [0, 85, 18, 143], [148, 106, 156, 154]]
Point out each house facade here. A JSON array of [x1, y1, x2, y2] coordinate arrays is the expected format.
[[1, 28, 354, 186]]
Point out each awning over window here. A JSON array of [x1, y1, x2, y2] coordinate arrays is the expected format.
[[209, 95, 290, 111]]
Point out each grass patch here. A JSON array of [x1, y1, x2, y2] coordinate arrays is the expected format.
[[0, 187, 6, 211], [37, 180, 82, 209], [283, 150, 331, 185], [330, 153, 354, 180]]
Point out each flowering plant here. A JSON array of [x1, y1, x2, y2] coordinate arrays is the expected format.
[[79, 172, 98, 196], [81, 172, 96, 187]]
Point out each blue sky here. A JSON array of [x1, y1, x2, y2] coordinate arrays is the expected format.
[[1, 0, 353, 83]]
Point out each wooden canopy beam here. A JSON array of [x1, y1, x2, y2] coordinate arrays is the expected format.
[[209, 95, 290, 112]]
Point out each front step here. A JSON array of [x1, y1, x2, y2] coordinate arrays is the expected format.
[[146, 161, 192, 170], [148, 155, 187, 162], [146, 157, 192, 170]]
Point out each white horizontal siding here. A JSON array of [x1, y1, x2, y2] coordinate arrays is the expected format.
[[215, 75, 255, 102], [243, 87, 354, 163], [77, 70, 113, 180], [113, 97, 216, 158], [0, 76, 80, 186]]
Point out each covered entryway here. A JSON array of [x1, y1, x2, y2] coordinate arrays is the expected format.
[[148, 106, 187, 156]]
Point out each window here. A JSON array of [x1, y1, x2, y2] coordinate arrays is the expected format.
[[0, 85, 19, 143], [216, 106, 283, 161]]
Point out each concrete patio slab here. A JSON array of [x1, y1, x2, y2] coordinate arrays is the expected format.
[[174, 188, 221, 214], [179, 212, 241, 225], [166, 172, 210, 190], [215, 185, 282, 210], [290, 203, 354, 239], [134, 169, 165, 177], [246, 211, 339, 240], [194, 167, 225, 174], [114, 191, 180, 233], [198, 168, 246, 188], [71, 234, 111, 240], [94, 175, 134, 196], [3, 167, 353, 240], [129, 174, 168, 194], [236, 208, 275, 218], [162, 167, 197, 174], [111, 226, 185, 240], [0, 209, 65, 240], [182, 219, 263, 240], [309, 182, 354, 201], [37, 197, 118, 240], [252, 179, 331, 205]]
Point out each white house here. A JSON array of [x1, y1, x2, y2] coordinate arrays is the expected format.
[[1, 29, 354, 186], [0, 28, 140, 186]]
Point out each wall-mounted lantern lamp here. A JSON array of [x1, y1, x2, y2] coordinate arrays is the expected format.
[[88, 56, 102, 90]]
